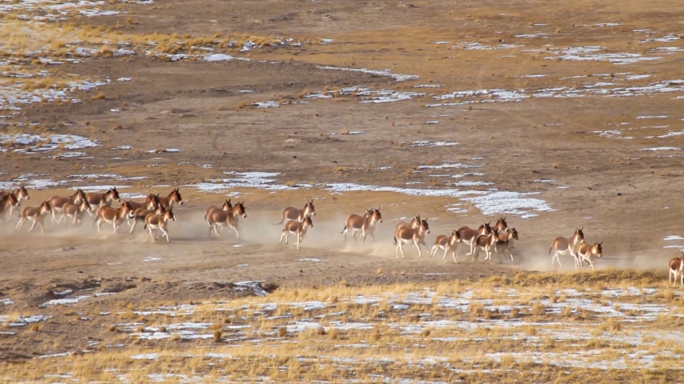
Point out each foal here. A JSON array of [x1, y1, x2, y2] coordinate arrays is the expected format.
[[430, 230, 461, 263], [279, 216, 313, 250], [48, 189, 87, 224], [59, 199, 93, 226], [129, 205, 166, 233], [16, 201, 52, 234], [576, 242, 603, 272], [144, 208, 176, 243]]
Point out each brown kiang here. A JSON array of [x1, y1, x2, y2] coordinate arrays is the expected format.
[[86, 187, 121, 208], [205, 199, 232, 221], [277, 200, 315, 224], [394, 217, 430, 258], [129, 205, 166, 233], [58, 198, 93, 226], [341, 207, 383, 242], [0, 186, 29, 219], [669, 253, 684, 286], [206, 201, 247, 238], [153, 188, 184, 210], [48, 189, 87, 224], [95, 201, 134, 233], [0, 192, 19, 220], [457, 222, 493, 256], [549, 228, 585, 268]]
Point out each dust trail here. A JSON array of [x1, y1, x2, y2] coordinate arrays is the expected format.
[[0, 206, 670, 273], [162, 210, 412, 260]]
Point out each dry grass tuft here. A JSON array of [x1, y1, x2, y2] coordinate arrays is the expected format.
[[600, 318, 623, 333], [213, 330, 223, 341], [521, 325, 537, 336], [469, 302, 483, 316], [277, 327, 287, 337], [531, 301, 546, 316], [100, 45, 115, 57], [662, 289, 675, 301], [562, 306, 573, 317], [509, 308, 519, 318], [328, 327, 339, 340]]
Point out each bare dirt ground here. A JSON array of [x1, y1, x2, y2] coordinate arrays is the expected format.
[[2, 0, 684, 381]]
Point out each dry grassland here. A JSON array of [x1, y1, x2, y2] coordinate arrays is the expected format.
[[3, 270, 684, 383]]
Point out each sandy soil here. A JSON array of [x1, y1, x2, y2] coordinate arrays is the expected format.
[[1, 0, 684, 367]]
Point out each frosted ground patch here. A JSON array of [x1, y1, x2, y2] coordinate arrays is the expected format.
[[0, 133, 100, 154], [14, 278, 683, 382], [427, 77, 684, 107], [0, 79, 110, 113], [544, 46, 661, 65], [185, 165, 553, 218]]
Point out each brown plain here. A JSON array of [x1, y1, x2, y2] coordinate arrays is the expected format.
[[1, 0, 684, 380]]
